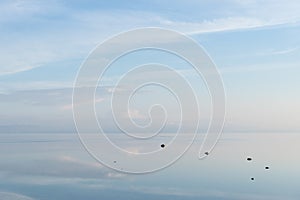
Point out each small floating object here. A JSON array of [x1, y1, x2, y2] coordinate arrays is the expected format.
[[250, 177, 255, 181], [265, 166, 270, 170], [204, 152, 209, 155], [160, 144, 165, 148], [247, 157, 252, 161], [113, 160, 117, 164]]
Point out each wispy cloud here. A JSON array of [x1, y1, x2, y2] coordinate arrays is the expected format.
[[127, 108, 147, 120], [264, 47, 299, 56], [1, 0, 299, 76], [0, 154, 125, 180], [220, 62, 300, 74], [128, 185, 293, 200], [164, 17, 275, 34], [0, 192, 35, 200]]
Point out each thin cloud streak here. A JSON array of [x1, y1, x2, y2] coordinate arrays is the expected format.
[[1, 1, 300, 75]]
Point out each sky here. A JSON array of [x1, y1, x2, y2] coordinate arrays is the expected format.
[[1, 1, 300, 200], [0, 0, 300, 134]]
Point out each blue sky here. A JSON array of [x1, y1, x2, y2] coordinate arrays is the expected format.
[[1, 1, 300, 200], [0, 0, 300, 133]]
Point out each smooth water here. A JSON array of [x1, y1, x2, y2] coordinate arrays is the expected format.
[[0, 132, 299, 200]]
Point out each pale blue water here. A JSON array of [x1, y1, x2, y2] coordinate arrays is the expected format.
[[0, 133, 299, 200]]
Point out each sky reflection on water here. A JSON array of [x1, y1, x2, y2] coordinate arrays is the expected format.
[[0, 133, 299, 200]]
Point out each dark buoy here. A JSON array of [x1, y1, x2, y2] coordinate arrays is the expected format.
[[113, 160, 117, 164], [250, 177, 255, 181], [265, 166, 270, 170], [247, 157, 252, 161], [160, 144, 165, 148], [204, 152, 209, 155]]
